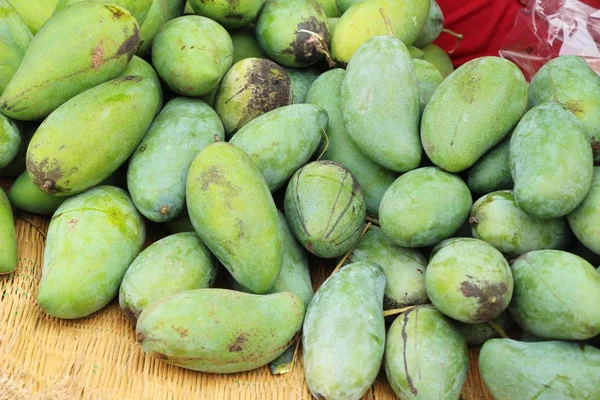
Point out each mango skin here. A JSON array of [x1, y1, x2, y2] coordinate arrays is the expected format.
[[136, 0, 186, 55], [335, 0, 361, 13], [6, 0, 58, 34], [509, 250, 600, 340], [186, 142, 283, 294], [0, 120, 34, 177], [342, 36, 421, 172], [0, 188, 17, 274], [119, 233, 218, 322], [8, 171, 66, 215], [188, 0, 264, 29], [459, 312, 513, 346], [509, 102, 594, 219], [316, 0, 339, 17], [0, 0, 32, 95], [421, 43, 453, 78], [119, 55, 163, 113], [230, 27, 266, 63], [36, 186, 145, 319], [230, 104, 327, 192], [413, 0, 443, 47], [480, 339, 600, 400], [0, 112, 19, 169], [127, 98, 224, 222], [425, 238, 513, 323], [413, 59, 443, 116], [0, 3, 140, 121], [303, 262, 386, 400], [54, 0, 152, 25], [568, 167, 600, 255], [284, 161, 366, 258], [26, 76, 160, 196], [285, 67, 319, 104], [466, 138, 513, 195], [385, 306, 468, 400], [379, 167, 472, 248]]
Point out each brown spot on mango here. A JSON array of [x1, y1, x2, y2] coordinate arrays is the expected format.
[[460, 280, 508, 322], [228, 333, 247, 352]]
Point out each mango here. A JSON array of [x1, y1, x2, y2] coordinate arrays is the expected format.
[[230, 104, 327, 192], [256, 0, 329, 68], [458, 312, 513, 346], [184, 1, 193, 13], [509, 250, 600, 340], [36, 186, 145, 318], [479, 339, 600, 400], [214, 58, 293, 137], [54, 0, 152, 25], [409, 45, 424, 59], [379, 167, 472, 247], [230, 27, 266, 63], [284, 161, 366, 258], [0, 112, 19, 168], [0, 3, 140, 121], [186, 142, 282, 293], [164, 212, 195, 234], [6, 0, 58, 34], [0, 119, 34, 177], [128, 98, 224, 222], [152, 15, 233, 96], [119, 55, 163, 112], [425, 238, 513, 323], [285, 67, 319, 104], [385, 306, 468, 400], [568, 167, 600, 255], [8, 171, 66, 215], [470, 190, 570, 257], [509, 102, 593, 219], [413, 0, 443, 47], [467, 138, 513, 195], [303, 262, 385, 399], [0, 188, 17, 274], [335, 0, 361, 13], [306, 68, 396, 216], [327, 17, 339, 36], [188, 0, 264, 29], [26, 76, 160, 196], [413, 59, 443, 116], [421, 43, 453, 78], [119, 233, 218, 322], [316, 0, 339, 17], [0, 0, 32, 95], [136, 0, 185, 55], [342, 36, 421, 172], [422, 57, 528, 172]]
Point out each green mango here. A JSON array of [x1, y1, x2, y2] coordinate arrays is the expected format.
[[470, 190, 570, 258], [256, 0, 329, 68], [285, 67, 319, 104], [54, 0, 152, 25], [425, 238, 513, 323], [458, 312, 514, 346], [0, 188, 17, 274], [342, 36, 421, 172], [136, 0, 185, 55], [26, 76, 160, 196], [408, 45, 424, 59], [303, 262, 385, 399], [136, 289, 304, 373], [385, 306, 468, 400], [413, 59, 443, 116], [327, 17, 339, 36], [510, 102, 593, 219], [229, 27, 266, 63], [37, 186, 145, 318], [284, 161, 366, 258], [186, 142, 282, 293], [422, 57, 528, 173], [188, 0, 264, 29], [306, 68, 396, 216], [510, 250, 600, 340], [164, 212, 195, 234], [0, 2, 140, 121], [230, 104, 327, 192], [0, 120, 34, 177], [335, 0, 361, 13], [184, 1, 193, 13], [413, 0, 443, 47], [8, 171, 66, 215], [0, 0, 32, 95], [152, 15, 233, 96], [421, 43, 453, 78], [128, 98, 224, 222], [379, 167, 472, 248], [467, 138, 513, 195], [316, 0, 339, 17], [347, 226, 428, 310], [119, 55, 163, 113], [119, 232, 218, 322], [0, 112, 19, 169], [214, 58, 293, 137], [6, 0, 58, 34], [479, 339, 600, 400], [568, 167, 600, 255]]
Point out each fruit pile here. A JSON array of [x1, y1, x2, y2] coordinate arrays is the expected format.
[[1, 0, 600, 399]]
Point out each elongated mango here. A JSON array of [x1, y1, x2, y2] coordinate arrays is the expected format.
[[53, 0, 152, 25], [569, 167, 600, 255], [136, 0, 185, 55], [413, 59, 443, 116], [188, 0, 264, 29], [0, 0, 32, 95], [8, 171, 66, 215], [0, 112, 19, 169], [0, 188, 17, 274], [118, 56, 163, 112], [5, 0, 58, 34], [285, 67, 319, 104]]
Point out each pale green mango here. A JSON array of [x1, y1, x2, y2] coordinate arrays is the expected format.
[[303, 262, 385, 400], [188, 0, 264, 29], [6, 0, 58, 33], [0, 112, 19, 168], [413, 59, 443, 116], [568, 167, 600, 255], [466, 138, 513, 195], [128, 98, 224, 222], [421, 43, 453, 78], [26, 76, 160, 196], [408, 45, 424, 59], [137, 289, 304, 372], [118, 55, 163, 113], [316, 0, 339, 17], [342, 36, 421, 172], [54, 0, 152, 25], [230, 104, 327, 192], [285, 67, 319, 104], [0, 188, 17, 274], [37, 186, 145, 318], [136, 0, 185, 55], [0, 3, 140, 121], [510, 102, 593, 219], [8, 171, 66, 215], [413, 0, 443, 47], [510, 250, 600, 340], [229, 27, 266, 63], [186, 142, 282, 293], [0, 0, 32, 95], [458, 312, 514, 346], [335, 0, 361, 13], [0, 119, 34, 177]]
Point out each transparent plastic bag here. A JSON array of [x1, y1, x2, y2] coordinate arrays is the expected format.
[[499, 0, 600, 80]]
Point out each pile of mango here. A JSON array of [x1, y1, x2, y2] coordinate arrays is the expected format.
[[1, 0, 600, 399]]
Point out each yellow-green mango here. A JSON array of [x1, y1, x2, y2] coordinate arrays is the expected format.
[[0, 112, 19, 168], [0, 3, 140, 121], [421, 43, 453, 77], [6, 0, 58, 34], [316, 0, 339, 17], [466, 138, 513, 195], [413, 58, 443, 116], [0, 119, 34, 177], [285, 67, 319, 104], [54, 0, 152, 25], [136, 0, 186, 55], [0, 0, 32, 95], [184, 0, 193, 13], [118, 55, 163, 113], [335, 0, 361, 13], [136, 289, 304, 373], [37, 186, 145, 318], [458, 312, 514, 346], [0, 188, 17, 274], [229, 27, 266, 63], [188, 0, 264, 29], [26, 76, 160, 196], [327, 17, 339, 36], [413, 0, 443, 47], [568, 167, 600, 255], [8, 171, 66, 215], [408, 45, 424, 59], [186, 142, 282, 293]]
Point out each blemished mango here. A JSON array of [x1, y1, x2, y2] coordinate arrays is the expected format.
[[413, 0, 443, 47], [466, 138, 513, 195], [0, 112, 19, 169], [26, 76, 160, 196], [127, 98, 224, 222], [229, 27, 266, 63], [509, 102, 593, 219], [285, 67, 319, 104], [136, 289, 304, 373], [136, 0, 186, 55], [421, 57, 528, 172], [316, 0, 339, 17], [187, 0, 265, 29], [303, 262, 385, 400], [0, 2, 140, 121], [8, 171, 66, 215], [0, 0, 32, 95], [568, 167, 600, 255], [5, 0, 58, 34], [186, 142, 283, 294], [413, 59, 443, 116], [36, 186, 145, 318], [458, 312, 514, 346], [118, 55, 163, 113], [0, 188, 17, 274], [53, 0, 152, 25], [421, 43, 453, 78]]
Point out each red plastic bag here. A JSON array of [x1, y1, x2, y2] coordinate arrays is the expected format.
[[499, 0, 600, 80]]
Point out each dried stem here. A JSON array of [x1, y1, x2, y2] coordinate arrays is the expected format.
[[366, 216, 380, 226], [487, 320, 510, 339], [316, 127, 329, 161], [383, 305, 417, 318], [442, 29, 463, 54], [379, 8, 395, 37], [297, 29, 336, 68]]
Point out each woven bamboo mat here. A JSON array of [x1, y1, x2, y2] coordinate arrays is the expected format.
[[0, 178, 492, 400]]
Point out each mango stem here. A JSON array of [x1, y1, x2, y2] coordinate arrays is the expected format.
[[331, 222, 372, 274], [442, 29, 463, 54], [316, 128, 329, 161], [487, 320, 510, 339], [297, 29, 337, 68], [366, 216, 380, 226], [383, 305, 417, 317]]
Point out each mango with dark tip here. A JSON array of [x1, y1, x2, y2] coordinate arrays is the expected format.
[[413, 0, 443, 47], [188, 0, 265, 29], [136, 289, 304, 373], [413, 59, 443, 116], [128, 98, 224, 222], [36, 186, 145, 318], [0, 0, 32, 95], [458, 312, 513, 346], [303, 262, 385, 400], [509, 250, 600, 340], [569, 167, 600, 255], [467, 138, 513, 195], [421, 43, 453, 77], [0, 188, 17, 274], [385, 306, 468, 400], [8, 171, 66, 215], [0, 112, 19, 169], [316, 0, 339, 17], [53, 0, 152, 25], [0, 3, 140, 121], [6, 0, 58, 34], [285, 67, 319, 104], [26, 76, 160, 196], [136, 0, 185, 55]]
